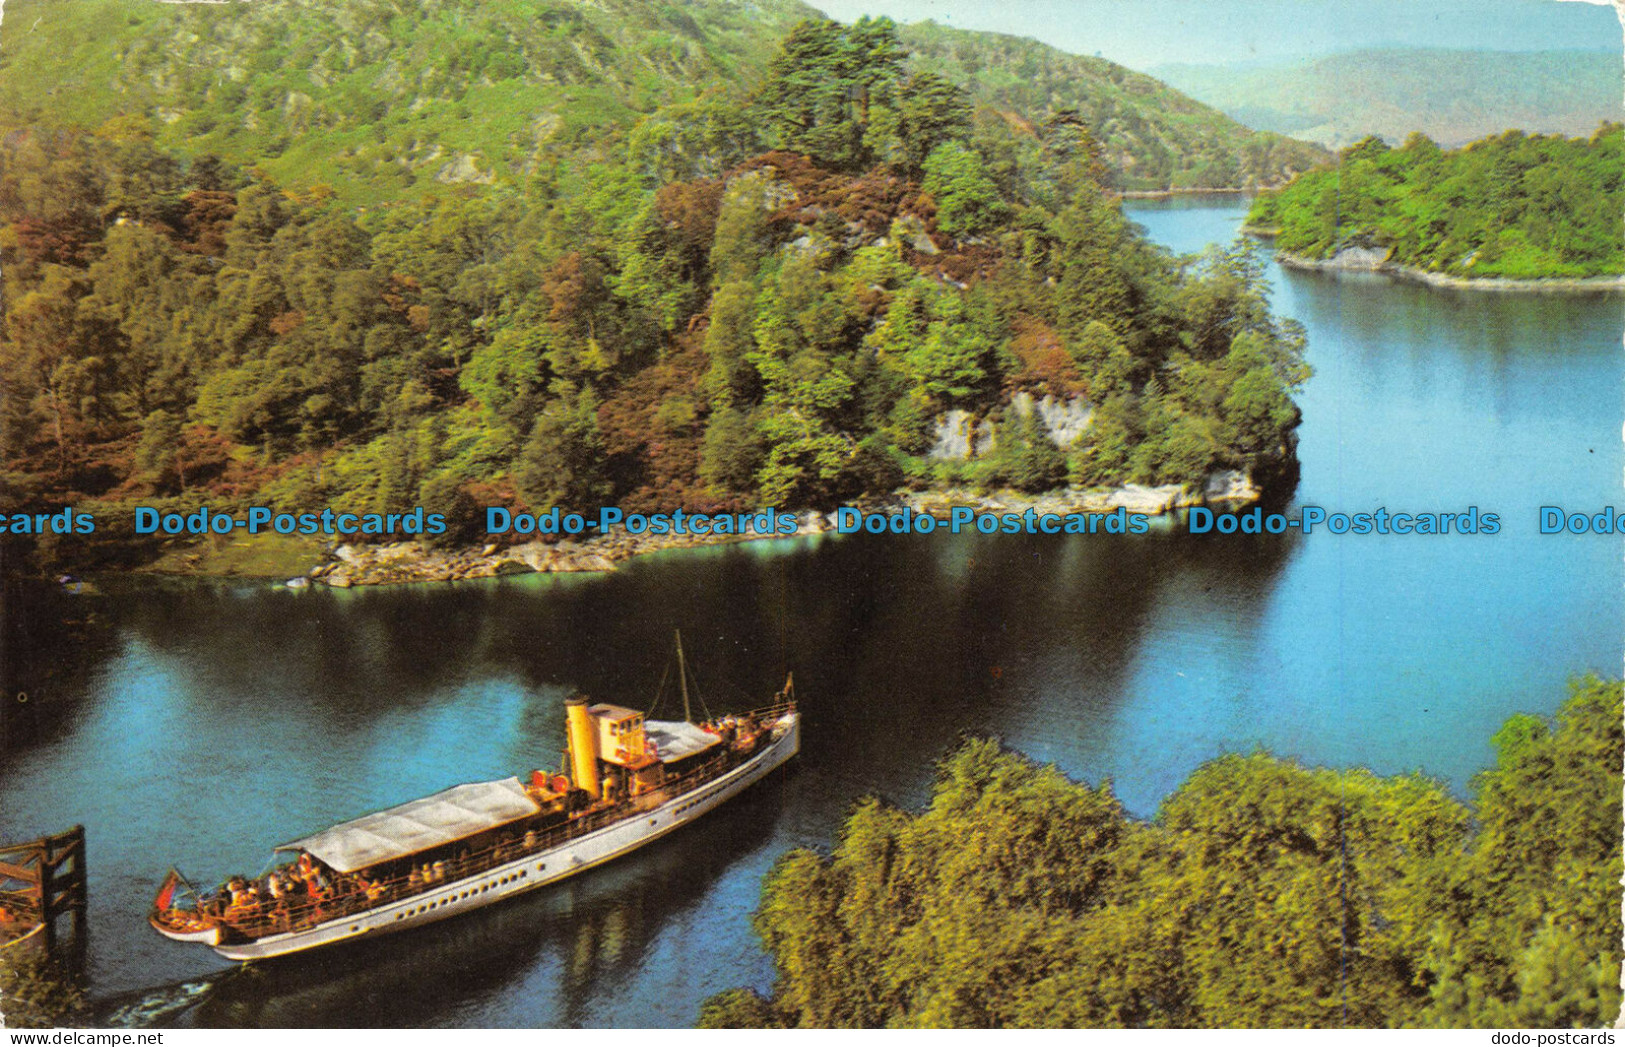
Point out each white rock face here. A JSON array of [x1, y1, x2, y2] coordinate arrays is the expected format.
[[929, 410, 995, 459], [1011, 392, 1093, 448], [929, 395, 1092, 459], [436, 153, 495, 184], [1326, 245, 1391, 269], [1203, 469, 1252, 499]]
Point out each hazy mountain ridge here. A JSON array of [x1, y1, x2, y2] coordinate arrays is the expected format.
[[1153, 48, 1623, 150], [900, 20, 1329, 190]]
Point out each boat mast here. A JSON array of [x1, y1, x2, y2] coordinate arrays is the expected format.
[[676, 629, 692, 724]]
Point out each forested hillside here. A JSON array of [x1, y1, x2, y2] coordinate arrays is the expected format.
[[1248, 126, 1624, 279], [0, 14, 1310, 561], [0, 0, 816, 206], [702, 676, 1624, 1028], [0, 0, 1324, 202]]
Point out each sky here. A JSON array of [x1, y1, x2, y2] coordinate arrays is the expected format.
[[808, 0, 1621, 70]]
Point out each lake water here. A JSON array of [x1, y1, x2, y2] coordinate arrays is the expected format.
[[1, 196, 1619, 1028]]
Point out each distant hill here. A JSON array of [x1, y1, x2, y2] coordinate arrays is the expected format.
[[1153, 49, 1623, 150], [900, 21, 1328, 190], [0, 0, 1326, 200], [0, 0, 822, 204]]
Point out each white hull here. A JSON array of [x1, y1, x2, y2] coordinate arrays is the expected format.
[[205, 713, 799, 961]]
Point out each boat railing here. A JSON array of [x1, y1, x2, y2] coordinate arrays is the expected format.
[[163, 719, 794, 942], [743, 700, 797, 722]]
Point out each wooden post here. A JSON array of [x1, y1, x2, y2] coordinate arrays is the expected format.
[[0, 825, 86, 961]]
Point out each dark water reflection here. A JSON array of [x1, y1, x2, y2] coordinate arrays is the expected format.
[[1, 198, 1619, 1027]]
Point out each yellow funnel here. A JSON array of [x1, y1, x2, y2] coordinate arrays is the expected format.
[[565, 697, 600, 798]]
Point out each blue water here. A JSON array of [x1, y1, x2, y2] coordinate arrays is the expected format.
[[0, 196, 1618, 1027], [1119, 195, 1623, 791]]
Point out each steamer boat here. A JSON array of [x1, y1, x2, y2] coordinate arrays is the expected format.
[[150, 640, 798, 961]]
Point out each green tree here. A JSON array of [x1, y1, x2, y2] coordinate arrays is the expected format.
[[516, 387, 612, 509], [133, 408, 184, 490], [699, 404, 763, 496], [707, 680, 1621, 1029], [921, 141, 1009, 238], [866, 72, 972, 174], [986, 409, 1067, 493], [753, 17, 906, 170]]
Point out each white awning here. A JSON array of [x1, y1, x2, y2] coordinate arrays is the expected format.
[[278, 777, 540, 874], [646, 719, 723, 763]]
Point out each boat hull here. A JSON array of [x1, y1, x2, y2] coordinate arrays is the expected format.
[[148, 915, 222, 946], [208, 712, 799, 961]]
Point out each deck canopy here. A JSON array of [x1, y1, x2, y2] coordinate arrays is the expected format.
[[646, 719, 723, 763], [278, 777, 540, 874]]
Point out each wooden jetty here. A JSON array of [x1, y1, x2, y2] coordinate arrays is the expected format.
[[0, 826, 86, 959]]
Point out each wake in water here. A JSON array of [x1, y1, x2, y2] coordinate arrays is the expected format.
[[100, 977, 218, 1028]]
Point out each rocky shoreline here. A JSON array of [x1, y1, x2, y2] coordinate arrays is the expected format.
[[1256, 238, 1625, 292], [267, 473, 1261, 589], [301, 514, 829, 589]]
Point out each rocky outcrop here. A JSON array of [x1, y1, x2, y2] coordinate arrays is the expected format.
[[1013, 392, 1092, 448], [930, 410, 996, 460], [1203, 469, 1261, 507], [1312, 245, 1391, 270], [929, 395, 1093, 460], [435, 153, 495, 185]]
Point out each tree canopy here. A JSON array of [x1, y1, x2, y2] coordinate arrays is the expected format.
[[703, 676, 1623, 1029], [1, 17, 1309, 568], [1248, 124, 1624, 279]]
